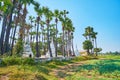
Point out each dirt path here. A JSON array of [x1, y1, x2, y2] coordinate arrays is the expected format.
[[50, 61, 88, 80], [50, 58, 106, 80]]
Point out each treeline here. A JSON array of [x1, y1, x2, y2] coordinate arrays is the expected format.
[[104, 51, 120, 55], [0, 0, 75, 57]]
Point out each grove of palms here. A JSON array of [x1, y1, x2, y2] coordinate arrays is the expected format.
[[0, 0, 76, 58]]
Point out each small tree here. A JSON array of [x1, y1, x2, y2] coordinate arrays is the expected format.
[[83, 40, 93, 55], [94, 48, 102, 56]]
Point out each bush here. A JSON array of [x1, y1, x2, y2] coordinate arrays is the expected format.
[[1, 56, 21, 66], [13, 39, 24, 55], [0, 57, 35, 66], [22, 58, 35, 65], [73, 56, 97, 61]]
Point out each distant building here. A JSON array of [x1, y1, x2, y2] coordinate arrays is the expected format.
[[80, 50, 87, 56]]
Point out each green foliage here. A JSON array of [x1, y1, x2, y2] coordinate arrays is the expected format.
[[13, 38, 23, 55], [73, 58, 120, 80], [83, 40, 93, 53], [94, 48, 102, 53], [0, 57, 35, 66], [73, 56, 97, 61], [22, 58, 35, 65], [1, 55, 120, 80], [31, 42, 36, 54], [0, 56, 21, 66]]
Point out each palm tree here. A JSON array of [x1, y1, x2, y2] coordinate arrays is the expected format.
[[36, 16, 40, 57], [59, 16, 65, 57], [71, 26, 75, 56], [91, 32, 98, 54], [0, 14, 8, 55], [59, 10, 69, 57], [83, 33, 88, 40], [43, 7, 53, 57], [35, 5, 43, 57], [10, 15, 19, 55], [0, 5, 9, 53], [4, 0, 17, 53], [40, 21, 46, 54], [54, 9, 60, 57], [83, 26, 94, 54], [86, 26, 93, 41]]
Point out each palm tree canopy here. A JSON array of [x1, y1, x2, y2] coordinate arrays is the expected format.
[[54, 9, 59, 17], [91, 32, 98, 39]]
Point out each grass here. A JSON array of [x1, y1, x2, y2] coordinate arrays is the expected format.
[[0, 55, 120, 80], [65, 55, 120, 80]]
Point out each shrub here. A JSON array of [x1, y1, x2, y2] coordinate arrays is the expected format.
[[0, 57, 35, 66], [22, 58, 35, 65], [1, 57, 21, 66]]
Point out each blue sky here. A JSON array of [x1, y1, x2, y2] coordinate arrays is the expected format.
[[27, 0, 120, 52]]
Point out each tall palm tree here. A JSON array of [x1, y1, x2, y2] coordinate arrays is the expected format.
[[10, 15, 19, 55], [0, 6, 9, 53], [59, 10, 69, 57], [43, 7, 53, 57], [65, 18, 75, 56], [10, 4, 22, 55], [34, 5, 44, 57], [91, 32, 94, 54], [83, 26, 94, 54], [4, 0, 17, 53], [54, 9, 60, 57], [40, 21, 46, 54], [71, 27, 75, 56], [91, 32, 98, 50], [36, 16, 40, 57], [0, 14, 8, 55], [59, 16, 65, 57]]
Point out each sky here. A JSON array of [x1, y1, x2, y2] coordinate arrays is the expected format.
[[27, 0, 120, 53], [1, 0, 119, 52]]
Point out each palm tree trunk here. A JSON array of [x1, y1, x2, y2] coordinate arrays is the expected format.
[[0, 15, 7, 55], [55, 20, 58, 57], [11, 23, 17, 56], [36, 21, 40, 57], [62, 28, 65, 57], [47, 20, 52, 57], [72, 38, 75, 56], [95, 38, 97, 48], [92, 39, 94, 55], [43, 34, 46, 55], [41, 26, 44, 55], [66, 31, 68, 56], [95, 38, 98, 56], [4, 0, 16, 53]]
